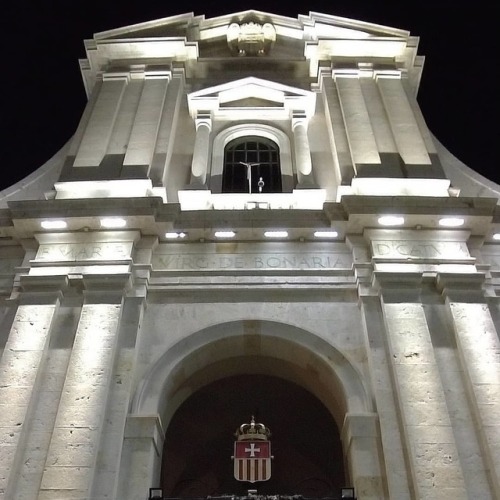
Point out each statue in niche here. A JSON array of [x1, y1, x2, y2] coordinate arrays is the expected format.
[[227, 21, 276, 56]]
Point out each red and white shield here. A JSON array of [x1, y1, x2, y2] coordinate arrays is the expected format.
[[233, 440, 271, 483]]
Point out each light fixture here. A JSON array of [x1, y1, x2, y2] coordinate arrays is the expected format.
[[439, 217, 464, 227], [41, 220, 67, 229], [493, 233, 500, 241], [264, 230, 288, 238], [246, 201, 270, 210], [341, 487, 356, 499], [100, 217, 126, 228], [214, 231, 236, 238], [378, 215, 405, 226], [165, 232, 186, 239], [149, 487, 163, 500], [314, 230, 338, 238]]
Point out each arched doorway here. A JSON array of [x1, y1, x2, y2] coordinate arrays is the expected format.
[[161, 374, 345, 497], [125, 320, 380, 499]]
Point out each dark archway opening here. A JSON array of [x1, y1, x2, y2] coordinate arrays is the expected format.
[[161, 374, 345, 497]]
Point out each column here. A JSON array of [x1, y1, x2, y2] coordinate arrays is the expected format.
[[341, 413, 385, 499], [0, 284, 63, 498], [439, 274, 500, 499], [189, 114, 212, 187], [73, 74, 129, 167], [292, 113, 315, 186], [377, 273, 468, 499], [376, 74, 431, 166], [38, 291, 124, 499]]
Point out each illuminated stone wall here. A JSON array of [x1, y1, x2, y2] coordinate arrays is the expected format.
[[0, 10, 499, 500]]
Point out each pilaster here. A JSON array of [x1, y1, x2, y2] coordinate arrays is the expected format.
[[123, 71, 171, 173], [375, 272, 468, 499], [0, 281, 65, 498], [73, 73, 129, 168], [38, 288, 125, 499], [334, 73, 380, 167], [90, 295, 147, 499], [358, 295, 412, 500], [341, 413, 385, 499], [318, 70, 355, 185], [438, 274, 500, 498], [117, 415, 164, 500], [375, 73, 431, 166]]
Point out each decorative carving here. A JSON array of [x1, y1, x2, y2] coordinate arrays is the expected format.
[[227, 22, 276, 56]]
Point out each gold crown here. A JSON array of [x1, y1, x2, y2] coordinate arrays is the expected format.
[[235, 416, 271, 441]]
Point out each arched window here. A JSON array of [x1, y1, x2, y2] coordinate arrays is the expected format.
[[222, 136, 282, 193]]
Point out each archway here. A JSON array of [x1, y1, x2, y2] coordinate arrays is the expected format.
[[161, 374, 345, 497], [126, 320, 378, 498]]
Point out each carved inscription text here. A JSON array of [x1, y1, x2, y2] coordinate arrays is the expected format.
[[36, 243, 133, 262], [372, 240, 470, 260]]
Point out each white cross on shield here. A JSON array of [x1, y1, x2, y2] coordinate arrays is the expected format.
[[233, 440, 271, 482]]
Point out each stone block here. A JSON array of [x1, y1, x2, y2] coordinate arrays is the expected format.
[[0, 427, 22, 446], [0, 404, 27, 426], [0, 350, 42, 381], [0, 385, 32, 405], [40, 465, 93, 490], [403, 400, 451, 426], [57, 383, 109, 412], [0, 444, 16, 468], [50, 427, 98, 447], [408, 425, 456, 444], [54, 404, 104, 428], [46, 442, 96, 467]]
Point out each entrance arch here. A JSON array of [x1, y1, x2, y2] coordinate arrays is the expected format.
[[124, 320, 383, 498], [161, 374, 344, 496]]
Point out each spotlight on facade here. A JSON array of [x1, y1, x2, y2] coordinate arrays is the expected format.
[[214, 230, 236, 238], [100, 217, 127, 228], [41, 220, 67, 229], [340, 487, 356, 499], [377, 215, 404, 226], [264, 230, 288, 238], [149, 487, 163, 499], [438, 217, 464, 227], [165, 232, 186, 239], [314, 230, 338, 238]]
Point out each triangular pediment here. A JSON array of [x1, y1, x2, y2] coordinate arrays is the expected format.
[[187, 77, 316, 119]]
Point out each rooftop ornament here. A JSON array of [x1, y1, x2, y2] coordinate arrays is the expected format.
[[227, 22, 276, 56]]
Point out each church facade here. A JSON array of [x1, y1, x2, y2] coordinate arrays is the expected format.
[[0, 10, 499, 500]]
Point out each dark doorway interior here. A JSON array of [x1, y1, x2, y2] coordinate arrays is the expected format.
[[161, 374, 345, 497]]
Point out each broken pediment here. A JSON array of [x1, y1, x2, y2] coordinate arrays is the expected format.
[[80, 10, 421, 96], [88, 10, 414, 54]]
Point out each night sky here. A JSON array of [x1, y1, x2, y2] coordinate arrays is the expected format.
[[2, 1, 496, 191]]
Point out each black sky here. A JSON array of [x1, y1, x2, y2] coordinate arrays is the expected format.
[[2, 1, 496, 191]]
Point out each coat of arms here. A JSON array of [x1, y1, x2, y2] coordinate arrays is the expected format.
[[233, 416, 272, 483]]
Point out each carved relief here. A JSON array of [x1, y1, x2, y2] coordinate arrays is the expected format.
[[227, 22, 276, 56]]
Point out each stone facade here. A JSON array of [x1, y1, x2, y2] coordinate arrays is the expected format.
[[0, 10, 499, 500]]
